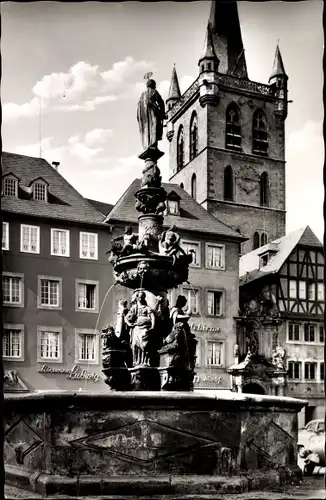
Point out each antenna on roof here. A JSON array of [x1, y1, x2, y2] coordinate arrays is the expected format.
[[39, 97, 42, 158]]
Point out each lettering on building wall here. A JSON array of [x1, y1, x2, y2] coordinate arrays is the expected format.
[[190, 323, 221, 333], [194, 375, 222, 384], [38, 364, 100, 383]]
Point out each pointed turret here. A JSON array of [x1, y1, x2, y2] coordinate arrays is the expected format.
[[198, 23, 220, 107], [207, 0, 248, 78], [269, 45, 288, 119], [269, 45, 287, 82], [166, 65, 181, 110], [198, 23, 219, 73]]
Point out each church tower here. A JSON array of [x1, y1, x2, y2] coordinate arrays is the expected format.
[[166, 0, 288, 254]]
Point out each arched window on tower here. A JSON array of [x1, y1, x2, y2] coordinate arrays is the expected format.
[[253, 232, 260, 250], [189, 113, 198, 161], [260, 232, 268, 246], [191, 173, 197, 200], [223, 165, 234, 201], [260, 172, 269, 207], [253, 110, 268, 155], [225, 104, 242, 150], [177, 126, 184, 171]]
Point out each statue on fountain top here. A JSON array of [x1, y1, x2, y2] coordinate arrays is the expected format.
[[137, 75, 166, 151]]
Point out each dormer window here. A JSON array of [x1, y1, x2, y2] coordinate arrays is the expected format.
[[258, 243, 278, 268], [3, 176, 18, 197], [165, 191, 181, 216], [33, 180, 47, 202]]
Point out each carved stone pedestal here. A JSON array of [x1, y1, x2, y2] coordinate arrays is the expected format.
[[102, 348, 131, 391], [159, 349, 195, 391], [158, 366, 194, 391], [129, 366, 161, 391]]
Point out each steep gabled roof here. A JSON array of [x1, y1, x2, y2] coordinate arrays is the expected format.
[[240, 226, 323, 285], [106, 178, 245, 241], [1, 152, 106, 226], [86, 198, 114, 217]]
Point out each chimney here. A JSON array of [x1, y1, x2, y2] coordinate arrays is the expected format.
[[52, 161, 60, 171]]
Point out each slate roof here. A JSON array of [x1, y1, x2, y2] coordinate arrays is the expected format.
[[105, 178, 245, 240], [1, 152, 106, 226], [86, 198, 114, 217], [240, 226, 323, 285]]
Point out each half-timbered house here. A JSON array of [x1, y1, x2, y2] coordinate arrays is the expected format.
[[229, 226, 324, 426]]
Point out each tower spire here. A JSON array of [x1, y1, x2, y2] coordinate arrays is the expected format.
[[207, 0, 248, 78], [198, 23, 219, 69], [269, 45, 287, 81], [166, 64, 181, 110]]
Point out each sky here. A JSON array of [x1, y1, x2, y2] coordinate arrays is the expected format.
[[1, 1, 324, 241]]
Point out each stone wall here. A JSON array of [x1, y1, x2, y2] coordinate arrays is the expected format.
[[4, 391, 306, 497]]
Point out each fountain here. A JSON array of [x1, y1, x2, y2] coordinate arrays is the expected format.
[[4, 74, 307, 498]]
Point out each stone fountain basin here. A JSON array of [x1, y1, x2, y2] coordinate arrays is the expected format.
[[4, 390, 306, 498], [114, 253, 185, 290]]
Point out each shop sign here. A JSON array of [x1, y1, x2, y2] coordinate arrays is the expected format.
[[190, 323, 220, 333], [38, 364, 100, 383], [194, 374, 222, 384]]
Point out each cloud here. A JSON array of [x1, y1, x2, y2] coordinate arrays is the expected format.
[[13, 126, 114, 164], [286, 120, 324, 240], [3, 57, 153, 122], [84, 128, 113, 147]]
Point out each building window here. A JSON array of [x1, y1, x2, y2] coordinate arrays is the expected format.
[[51, 228, 70, 257], [20, 224, 40, 253], [308, 283, 316, 300], [190, 113, 198, 161], [288, 361, 301, 380], [80, 232, 98, 260], [207, 291, 223, 316], [304, 362, 317, 381], [180, 182, 184, 189], [3, 325, 24, 361], [180, 240, 200, 267], [320, 362, 324, 382], [182, 287, 199, 315], [317, 283, 324, 301], [32, 181, 47, 202], [289, 280, 297, 298], [319, 325, 324, 343], [76, 280, 99, 312], [259, 172, 269, 207], [223, 166, 233, 201], [2, 222, 9, 250], [205, 243, 225, 269], [3, 176, 18, 197], [76, 329, 98, 364], [2, 273, 24, 307], [37, 327, 62, 363], [299, 281, 306, 299], [288, 323, 300, 342], [253, 232, 260, 250], [195, 339, 201, 367], [207, 341, 223, 366], [225, 104, 242, 150], [37, 276, 62, 309], [191, 173, 196, 200], [253, 110, 268, 155], [304, 324, 315, 342], [177, 126, 184, 171], [260, 232, 268, 246], [166, 199, 179, 215]]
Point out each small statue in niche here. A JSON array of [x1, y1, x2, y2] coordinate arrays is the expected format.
[[233, 344, 240, 364], [245, 329, 259, 361], [125, 290, 156, 366], [272, 345, 286, 370], [167, 295, 197, 370], [120, 226, 138, 255]]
